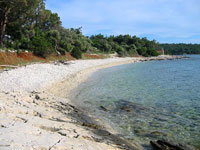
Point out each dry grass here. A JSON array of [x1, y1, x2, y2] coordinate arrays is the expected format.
[[0, 52, 75, 68], [0, 52, 110, 69], [0, 52, 45, 66]]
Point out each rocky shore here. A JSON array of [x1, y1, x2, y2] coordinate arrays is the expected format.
[[0, 55, 188, 150]]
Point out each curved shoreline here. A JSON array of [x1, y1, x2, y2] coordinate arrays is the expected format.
[[43, 55, 185, 98], [44, 57, 139, 98], [0, 55, 187, 150]]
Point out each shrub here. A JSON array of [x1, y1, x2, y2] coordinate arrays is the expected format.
[[19, 36, 31, 50], [128, 48, 139, 57], [71, 47, 82, 59], [147, 49, 159, 56], [116, 46, 126, 57], [31, 34, 52, 58], [12, 40, 21, 49]]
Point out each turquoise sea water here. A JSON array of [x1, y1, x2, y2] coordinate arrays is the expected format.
[[70, 55, 200, 149]]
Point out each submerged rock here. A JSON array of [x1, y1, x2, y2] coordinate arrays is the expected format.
[[150, 140, 195, 150], [99, 106, 108, 112], [113, 100, 150, 114]]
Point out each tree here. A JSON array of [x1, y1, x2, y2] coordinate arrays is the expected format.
[[1, 0, 163, 58], [46, 30, 61, 54], [0, 0, 28, 47], [0, 0, 61, 48], [160, 43, 200, 55], [31, 30, 51, 58]]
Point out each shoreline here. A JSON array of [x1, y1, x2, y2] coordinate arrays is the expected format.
[[44, 57, 139, 98], [0, 55, 187, 150], [44, 55, 186, 98]]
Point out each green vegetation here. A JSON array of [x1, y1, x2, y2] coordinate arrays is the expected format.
[[160, 43, 200, 55], [90, 34, 160, 57], [0, 0, 160, 58], [71, 47, 82, 59], [0, 0, 199, 58]]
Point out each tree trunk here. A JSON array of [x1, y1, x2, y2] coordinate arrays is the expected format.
[[55, 41, 61, 55], [0, 7, 11, 48]]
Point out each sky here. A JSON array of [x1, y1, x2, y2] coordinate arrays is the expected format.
[[46, 0, 200, 44]]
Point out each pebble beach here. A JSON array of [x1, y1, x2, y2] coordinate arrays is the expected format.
[[0, 55, 185, 150]]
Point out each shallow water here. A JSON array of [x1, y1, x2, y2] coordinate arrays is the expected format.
[[70, 55, 200, 149]]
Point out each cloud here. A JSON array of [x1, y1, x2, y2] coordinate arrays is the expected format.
[[46, 0, 200, 43]]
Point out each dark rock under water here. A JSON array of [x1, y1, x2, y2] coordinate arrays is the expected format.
[[150, 140, 195, 150]]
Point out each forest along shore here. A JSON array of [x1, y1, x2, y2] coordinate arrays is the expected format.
[[0, 55, 187, 150]]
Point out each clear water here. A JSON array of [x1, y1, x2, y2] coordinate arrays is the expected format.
[[70, 55, 200, 149]]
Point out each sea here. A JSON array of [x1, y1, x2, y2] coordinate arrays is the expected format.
[[70, 55, 200, 149]]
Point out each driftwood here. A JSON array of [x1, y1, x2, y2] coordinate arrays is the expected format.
[[54, 60, 73, 66], [0, 65, 18, 68], [0, 65, 19, 73]]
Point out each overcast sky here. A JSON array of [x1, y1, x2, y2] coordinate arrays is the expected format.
[[46, 0, 200, 43]]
